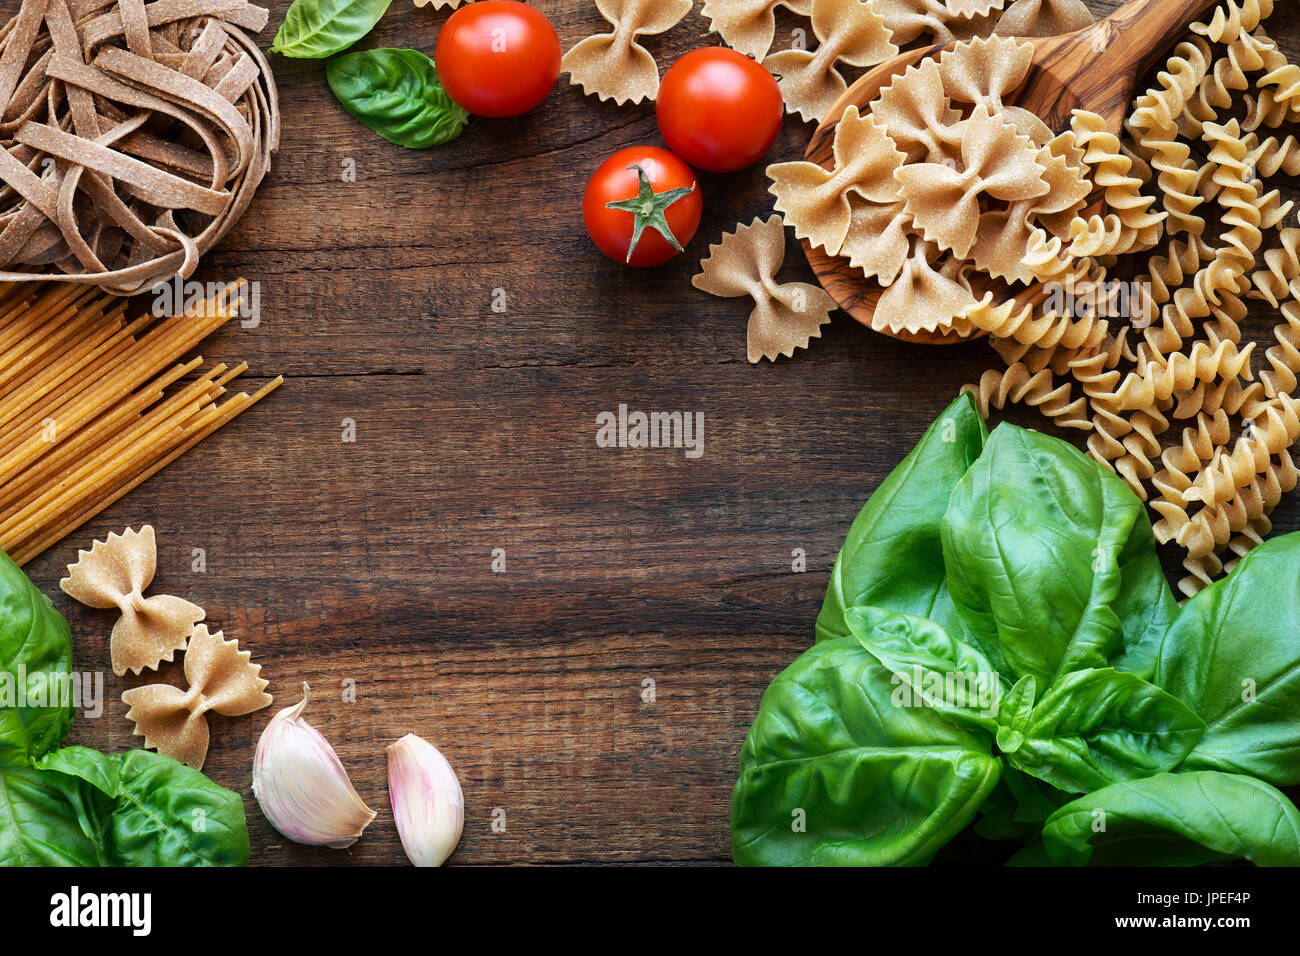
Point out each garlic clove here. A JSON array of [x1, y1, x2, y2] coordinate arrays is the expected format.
[[387, 733, 464, 867], [253, 682, 377, 849]]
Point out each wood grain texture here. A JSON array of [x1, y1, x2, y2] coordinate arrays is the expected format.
[[5, 0, 1300, 866]]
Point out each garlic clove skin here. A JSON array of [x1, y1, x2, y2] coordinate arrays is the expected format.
[[387, 733, 464, 867], [253, 682, 377, 849]]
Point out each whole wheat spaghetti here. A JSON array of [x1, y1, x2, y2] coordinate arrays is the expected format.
[[0, 278, 280, 564]]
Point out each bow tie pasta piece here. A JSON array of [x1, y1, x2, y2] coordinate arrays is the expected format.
[[1033, 130, 1094, 235], [873, 239, 980, 335], [840, 197, 913, 283], [937, 34, 1033, 109], [935, 33, 1051, 143], [763, 0, 897, 123], [412, 0, 466, 6], [60, 526, 205, 677], [768, 106, 906, 256], [562, 0, 693, 105], [994, 0, 1094, 37], [871, 58, 963, 164], [122, 624, 272, 770], [895, 105, 1050, 259], [693, 216, 839, 362], [972, 137, 1092, 281], [872, 0, 964, 45], [700, 0, 812, 59], [946, 0, 1008, 17]]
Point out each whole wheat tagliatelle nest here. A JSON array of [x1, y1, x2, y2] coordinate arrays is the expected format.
[[0, 0, 279, 294]]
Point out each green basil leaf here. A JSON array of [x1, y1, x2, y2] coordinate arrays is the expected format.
[[1042, 771, 1300, 866], [845, 605, 1002, 734], [817, 393, 987, 644], [0, 547, 74, 768], [994, 674, 1035, 753], [1002, 667, 1204, 794], [327, 48, 468, 150], [1156, 533, 1300, 786], [0, 765, 101, 866], [40, 748, 250, 866], [731, 638, 1001, 865], [941, 424, 1172, 687], [271, 0, 391, 59]]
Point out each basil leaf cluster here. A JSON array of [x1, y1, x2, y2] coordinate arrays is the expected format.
[[0, 548, 249, 867], [732, 393, 1300, 866]]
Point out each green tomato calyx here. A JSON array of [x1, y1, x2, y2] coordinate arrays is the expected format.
[[605, 164, 695, 264]]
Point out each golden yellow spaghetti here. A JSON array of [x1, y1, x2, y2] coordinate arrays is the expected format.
[[0, 279, 281, 565]]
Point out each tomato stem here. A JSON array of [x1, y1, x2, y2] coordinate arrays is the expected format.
[[604, 164, 696, 264]]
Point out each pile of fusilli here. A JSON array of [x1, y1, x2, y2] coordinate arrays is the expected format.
[[963, 0, 1300, 595]]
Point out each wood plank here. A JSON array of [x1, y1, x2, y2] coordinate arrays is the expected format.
[[8, 0, 1300, 864]]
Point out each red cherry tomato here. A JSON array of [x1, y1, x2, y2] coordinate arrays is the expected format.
[[656, 47, 784, 173], [434, 1, 561, 117], [583, 147, 702, 267]]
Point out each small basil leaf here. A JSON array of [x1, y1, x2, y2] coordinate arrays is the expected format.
[[271, 0, 392, 59], [732, 639, 1001, 866], [0, 765, 101, 866], [1004, 667, 1204, 794], [0, 547, 74, 768], [845, 605, 1002, 734], [941, 424, 1170, 687], [816, 393, 987, 644], [1156, 533, 1300, 786], [102, 751, 249, 866], [1042, 771, 1300, 866], [327, 48, 468, 150]]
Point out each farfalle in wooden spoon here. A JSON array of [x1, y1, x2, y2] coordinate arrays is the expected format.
[[894, 105, 1050, 259], [768, 106, 906, 257]]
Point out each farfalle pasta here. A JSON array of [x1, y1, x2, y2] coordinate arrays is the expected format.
[[122, 624, 272, 769], [768, 106, 906, 258], [562, 0, 692, 105], [993, 0, 1093, 37], [763, 0, 897, 122], [701, 0, 812, 59], [693, 216, 839, 362], [740, 0, 1300, 593], [60, 526, 204, 676], [874, 239, 979, 334], [895, 105, 1050, 259]]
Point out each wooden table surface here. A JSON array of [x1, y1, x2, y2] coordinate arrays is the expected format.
[[15, 0, 1300, 865]]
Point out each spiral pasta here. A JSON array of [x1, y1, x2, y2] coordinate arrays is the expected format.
[[1190, 0, 1274, 44], [962, 363, 1091, 430]]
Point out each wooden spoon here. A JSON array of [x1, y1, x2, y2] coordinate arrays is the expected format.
[[802, 0, 1224, 345]]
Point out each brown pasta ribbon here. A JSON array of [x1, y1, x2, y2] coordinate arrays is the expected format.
[[0, 0, 279, 294], [122, 623, 271, 769]]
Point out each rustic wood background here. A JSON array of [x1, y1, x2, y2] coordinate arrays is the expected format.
[[12, 0, 1300, 865]]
